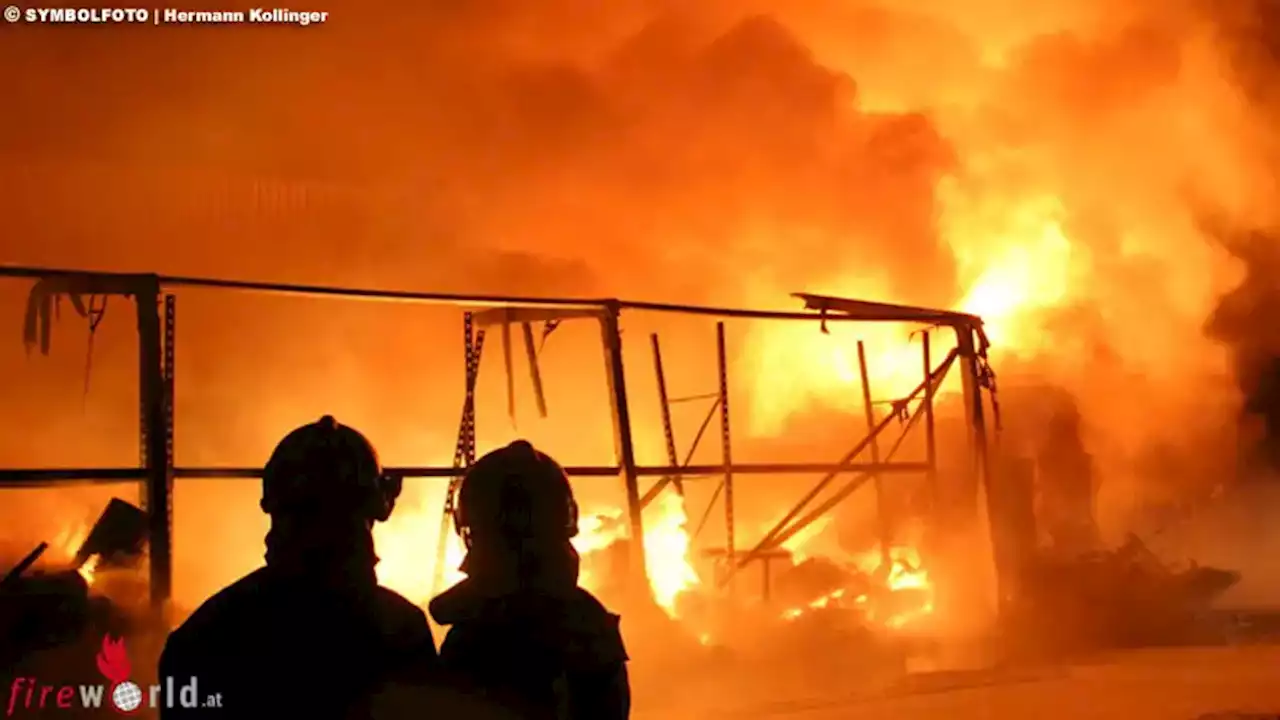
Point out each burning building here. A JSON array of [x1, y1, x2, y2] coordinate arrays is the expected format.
[[2, 0, 1279, 713]]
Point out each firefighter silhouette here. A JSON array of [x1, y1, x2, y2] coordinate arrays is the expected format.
[[158, 416, 437, 719], [429, 440, 631, 720]]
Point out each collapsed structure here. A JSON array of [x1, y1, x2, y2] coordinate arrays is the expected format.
[[0, 265, 1243, 663]]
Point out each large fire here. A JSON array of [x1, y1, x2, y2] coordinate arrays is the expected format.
[[358, 176, 1100, 628], [9, 1, 1274, 678], [373, 484, 702, 617]]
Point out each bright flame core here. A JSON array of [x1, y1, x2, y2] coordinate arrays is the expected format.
[[373, 484, 700, 617], [52, 522, 98, 585], [781, 545, 936, 631]]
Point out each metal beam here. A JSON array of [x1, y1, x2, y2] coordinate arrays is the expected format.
[[956, 323, 1003, 610], [0, 265, 613, 312], [472, 306, 605, 327], [641, 395, 720, 510], [521, 322, 547, 418], [716, 322, 735, 578], [434, 312, 485, 596], [137, 278, 172, 608], [794, 292, 982, 326], [758, 351, 956, 554], [922, 331, 939, 513], [1, 266, 976, 323], [648, 333, 683, 502], [599, 304, 647, 589], [857, 340, 892, 568], [0, 460, 932, 485], [729, 348, 960, 578]]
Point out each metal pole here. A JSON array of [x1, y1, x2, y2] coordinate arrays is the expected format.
[[956, 326, 986, 515], [922, 331, 938, 513], [521, 322, 548, 418], [501, 314, 515, 423], [161, 295, 175, 601], [434, 313, 484, 596], [857, 340, 892, 568], [650, 333, 684, 497], [639, 394, 720, 509], [716, 322, 734, 584], [137, 278, 172, 608], [765, 353, 953, 551], [729, 349, 959, 577], [956, 324, 1003, 609], [600, 304, 647, 587]]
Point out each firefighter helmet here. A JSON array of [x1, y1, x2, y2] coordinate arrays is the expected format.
[[453, 440, 578, 548], [260, 415, 401, 522]]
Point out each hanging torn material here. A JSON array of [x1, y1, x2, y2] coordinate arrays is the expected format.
[[522, 322, 548, 417], [473, 305, 606, 425], [501, 315, 515, 425], [540, 318, 560, 350], [23, 279, 93, 355]]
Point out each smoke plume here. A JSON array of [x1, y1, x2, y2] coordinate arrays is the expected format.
[[1, 0, 1279, 604]]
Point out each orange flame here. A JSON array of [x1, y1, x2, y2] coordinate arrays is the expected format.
[[641, 493, 700, 614], [780, 544, 935, 631], [52, 522, 98, 586], [79, 554, 101, 585]]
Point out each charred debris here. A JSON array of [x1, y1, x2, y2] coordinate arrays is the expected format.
[[0, 498, 151, 673]]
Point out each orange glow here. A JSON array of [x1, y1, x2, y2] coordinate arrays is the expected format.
[[739, 189, 1086, 438], [2, 0, 1268, 674], [639, 492, 700, 613], [79, 554, 101, 585], [781, 545, 935, 631], [372, 482, 466, 604], [372, 481, 699, 617], [52, 522, 97, 585]]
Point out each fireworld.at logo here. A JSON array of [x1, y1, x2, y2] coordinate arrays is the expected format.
[[6, 635, 222, 714]]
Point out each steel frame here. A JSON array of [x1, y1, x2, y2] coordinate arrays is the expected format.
[[0, 266, 999, 609]]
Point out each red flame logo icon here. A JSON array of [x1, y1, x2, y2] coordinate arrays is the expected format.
[[96, 635, 131, 683], [96, 635, 141, 714]]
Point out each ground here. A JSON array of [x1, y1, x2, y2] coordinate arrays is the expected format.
[[635, 645, 1280, 719]]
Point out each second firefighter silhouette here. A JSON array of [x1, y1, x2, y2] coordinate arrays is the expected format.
[[430, 441, 631, 720], [159, 416, 437, 720]]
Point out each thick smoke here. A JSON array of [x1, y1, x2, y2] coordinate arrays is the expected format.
[[1199, 0, 1280, 478]]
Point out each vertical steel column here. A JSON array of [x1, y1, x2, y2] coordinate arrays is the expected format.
[[715, 322, 734, 581], [955, 323, 1003, 609], [137, 295, 150, 515], [521, 322, 547, 418], [856, 341, 892, 568], [160, 294, 175, 604], [435, 313, 484, 596], [501, 313, 515, 422], [136, 277, 172, 608], [955, 325, 989, 514], [600, 303, 646, 586], [650, 334, 683, 496], [921, 332, 938, 512]]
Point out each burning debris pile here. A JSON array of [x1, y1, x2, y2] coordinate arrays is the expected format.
[[774, 547, 935, 632], [1008, 533, 1242, 654], [0, 498, 150, 670]]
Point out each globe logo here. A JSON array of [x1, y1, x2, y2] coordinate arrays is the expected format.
[[112, 681, 143, 713]]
